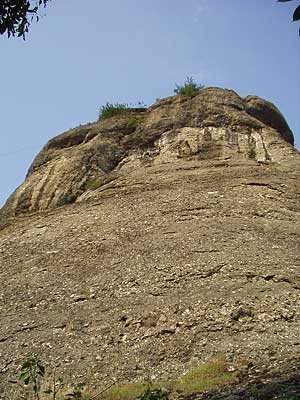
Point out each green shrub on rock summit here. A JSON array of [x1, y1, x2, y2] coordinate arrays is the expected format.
[[98, 102, 147, 121], [174, 77, 204, 96], [98, 102, 130, 120]]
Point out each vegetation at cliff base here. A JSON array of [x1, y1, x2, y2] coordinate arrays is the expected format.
[[12, 354, 237, 400]]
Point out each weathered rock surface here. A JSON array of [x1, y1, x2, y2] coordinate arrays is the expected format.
[[0, 88, 299, 398], [0, 87, 296, 221]]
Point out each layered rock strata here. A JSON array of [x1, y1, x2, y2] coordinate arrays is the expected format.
[[0, 88, 299, 398]]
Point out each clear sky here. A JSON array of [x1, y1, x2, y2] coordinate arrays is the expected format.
[[0, 0, 299, 207]]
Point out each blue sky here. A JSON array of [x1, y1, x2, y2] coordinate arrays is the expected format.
[[0, 0, 299, 207]]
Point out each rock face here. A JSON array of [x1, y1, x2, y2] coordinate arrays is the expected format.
[[0, 87, 296, 221], [0, 88, 300, 398]]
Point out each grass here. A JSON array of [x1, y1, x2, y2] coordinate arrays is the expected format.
[[174, 77, 204, 97], [98, 103, 130, 120], [176, 356, 235, 394], [102, 381, 150, 400], [15, 354, 298, 400], [98, 102, 147, 121], [101, 356, 237, 400], [84, 177, 103, 191], [57, 191, 78, 206], [126, 115, 145, 129]]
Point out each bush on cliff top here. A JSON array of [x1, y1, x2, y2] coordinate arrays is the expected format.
[[174, 77, 204, 96], [98, 102, 147, 121], [98, 102, 130, 120]]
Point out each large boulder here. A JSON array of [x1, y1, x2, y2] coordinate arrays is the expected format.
[[0, 87, 296, 223], [0, 88, 299, 398]]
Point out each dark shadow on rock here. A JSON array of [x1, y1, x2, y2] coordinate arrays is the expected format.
[[178, 374, 300, 400]]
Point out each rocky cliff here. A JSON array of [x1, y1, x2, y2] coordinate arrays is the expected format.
[[0, 88, 300, 398], [0, 87, 296, 220]]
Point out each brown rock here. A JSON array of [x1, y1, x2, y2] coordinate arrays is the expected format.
[[0, 87, 297, 221], [0, 88, 299, 398]]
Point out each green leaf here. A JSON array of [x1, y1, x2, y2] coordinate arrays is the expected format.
[[293, 5, 300, 21], [23, 376, 30, 385], [21, 360, 33, 370], [19, 371, 30, 382]]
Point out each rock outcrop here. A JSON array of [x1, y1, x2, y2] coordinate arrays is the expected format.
[[0, 88, 299, 398], [0, 87, 296, 222]]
